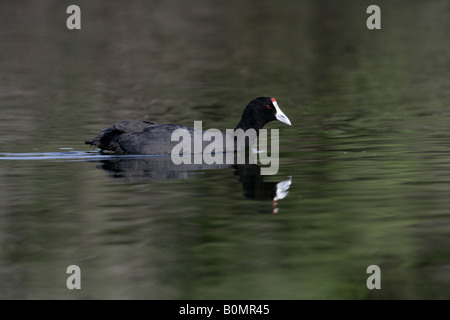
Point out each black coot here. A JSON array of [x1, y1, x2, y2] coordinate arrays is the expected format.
[[85, 97, 291, 155]]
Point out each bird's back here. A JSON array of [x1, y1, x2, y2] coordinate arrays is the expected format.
[[86, 121, 203, 155]]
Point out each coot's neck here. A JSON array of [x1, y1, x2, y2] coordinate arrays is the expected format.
[[230, 116, 264, 151], [234, 117, 265, 133]]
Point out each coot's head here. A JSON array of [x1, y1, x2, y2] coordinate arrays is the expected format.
[[236, 97, 292, 130]]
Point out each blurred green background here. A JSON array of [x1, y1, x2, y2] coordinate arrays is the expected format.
[[0, 0, 449, 299]]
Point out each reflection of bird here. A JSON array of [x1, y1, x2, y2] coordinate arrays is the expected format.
[[93, 157, 292, 213], [85, 97, 291, 155], [95, 157, 229, 181], [272, 177, 292, 214]]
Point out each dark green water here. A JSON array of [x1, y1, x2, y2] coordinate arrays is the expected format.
[[0, 0, 449, 299]]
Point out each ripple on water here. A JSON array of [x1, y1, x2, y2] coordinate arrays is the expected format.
[[0, 151, 169, 161]]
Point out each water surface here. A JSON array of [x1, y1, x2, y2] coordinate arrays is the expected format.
[[0, 0, 449, 299]]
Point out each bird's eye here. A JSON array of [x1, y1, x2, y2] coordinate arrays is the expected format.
[[266, 105, 271, 109]]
